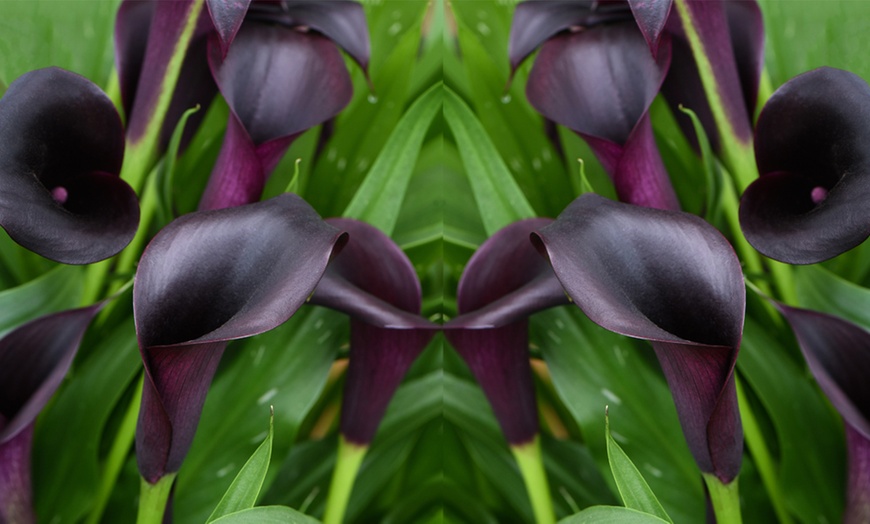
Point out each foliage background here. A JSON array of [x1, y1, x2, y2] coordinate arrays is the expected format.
[[0, 1, 869, 523]]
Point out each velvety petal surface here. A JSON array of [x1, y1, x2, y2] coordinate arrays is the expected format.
[[526, 24, 678, 210], [533, 194, 745, 481], [275, 0, 370, 72], [445, 219, 570, 445], [208, 22, 353, 145], [205, 0, 251, 56], [0, 68, 139, 264], [0, 307, 100, 523], [116, 1, 218, 152], [627, 0, 672, 54], [133, 194, 346, 481], [310, 218, 437, 444], [740, 67, 870, 264], [777, 306, 870, 522], [508, 1, 632, 73]]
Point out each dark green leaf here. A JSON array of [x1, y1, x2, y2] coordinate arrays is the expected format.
[[558, 506, 670, 524], [794, 265, 870, 331]]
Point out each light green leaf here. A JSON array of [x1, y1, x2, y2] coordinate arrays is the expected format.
[[606, 411, 673, 523], [0, 265, 83, 337], [342, 83, 442, 234], [559, 506, 670, 524], [794, 265, 870, 331], [677, 105, 724, 226], [443, 86, 536, 235], [209, 506, 319, 524], [155, 105, 200, 224], [207, 410, 275, 522]]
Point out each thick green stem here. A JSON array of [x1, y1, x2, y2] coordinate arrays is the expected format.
[[511, 436, 555, 524], [735, 378, 793, 524], [86, 375, 143, 524], [323, 436, 368, 524], [136, 473, 176, 524], [121, 0, 205, 194], [703, 474, 743, 524]]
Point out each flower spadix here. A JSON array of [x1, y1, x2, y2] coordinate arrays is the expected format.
[[310, 218, 437, 445], [0, 68, 139, 264], [133, 193, 346, 482], [740, 67, 870, 264], [0, 306, 102, 524], [533, 194, 746, 482], [776, 306, 870, 524], [444, 219, 570, 445]]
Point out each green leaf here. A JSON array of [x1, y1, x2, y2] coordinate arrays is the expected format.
[[155, 104, 200, 223], [737, 319, 844, 523], [605, 411, 673, 523], [33, 318, 141, 523], [0, 265, 83, 337], [207, 410, 275, 522], [342, 83, 442, 234], [794, 265, 870, 331], [443, 86, 536, 235], [558, 506, 670, 524], [209, 506, 320, 524], [677, 105, 724, 225]]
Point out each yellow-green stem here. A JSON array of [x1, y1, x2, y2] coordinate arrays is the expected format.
[[511, 436, 556, 524], [735, 377, 793, 524], [121, 0, 205, 194], [703, 473, 743, 524], [136, 473, 176, 524], [673, 0, 756, 193], [323, 436, 368, 524], [86, 375, 143, 524]]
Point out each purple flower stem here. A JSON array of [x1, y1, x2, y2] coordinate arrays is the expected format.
[[0, 424, 35, 524]]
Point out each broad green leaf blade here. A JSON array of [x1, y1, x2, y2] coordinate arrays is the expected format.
[[0, 265, 83, 337], [207, 410, 275, 522], [32, 317, 141, 523], [794, 265, 870, 331], [209, 506, 319, 524], [443, 85, 536, 236], [559, 506, 670, 524], [738, 319, 844, 522], [605, 412, 673, 523], [342, 83, 442, 234]]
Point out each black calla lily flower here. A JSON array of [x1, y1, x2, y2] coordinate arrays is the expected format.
[[310, 218, 438, 445], [661, 0, 764, 154], [444, 219, 570, 445], [510, 1, 679, 210], [0, 68, 139, 264], [776, 306, 870, 523], [739, 67, 870, 264], [133, 193, 346, 483], [115, 0, 218, 152], [533, 194, 746, 483], [199, 1, 369, 210], [0, 306, 102, 523]]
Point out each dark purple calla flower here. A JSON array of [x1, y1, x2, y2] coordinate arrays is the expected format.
[[444, 219, 570, 445], [511, 1, 679, 210], [739, 67, 870, 264], [661, 0, 763, 154], [133, 193, 346, 482], [116, 0, 218, 150], [0, 306, 102, 523], [198, 1, 368, 211], [309, 219, 438, 445], [0, 68, 139, 264], [776, 306, 870, 523], [533, 193, 746, 483]]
